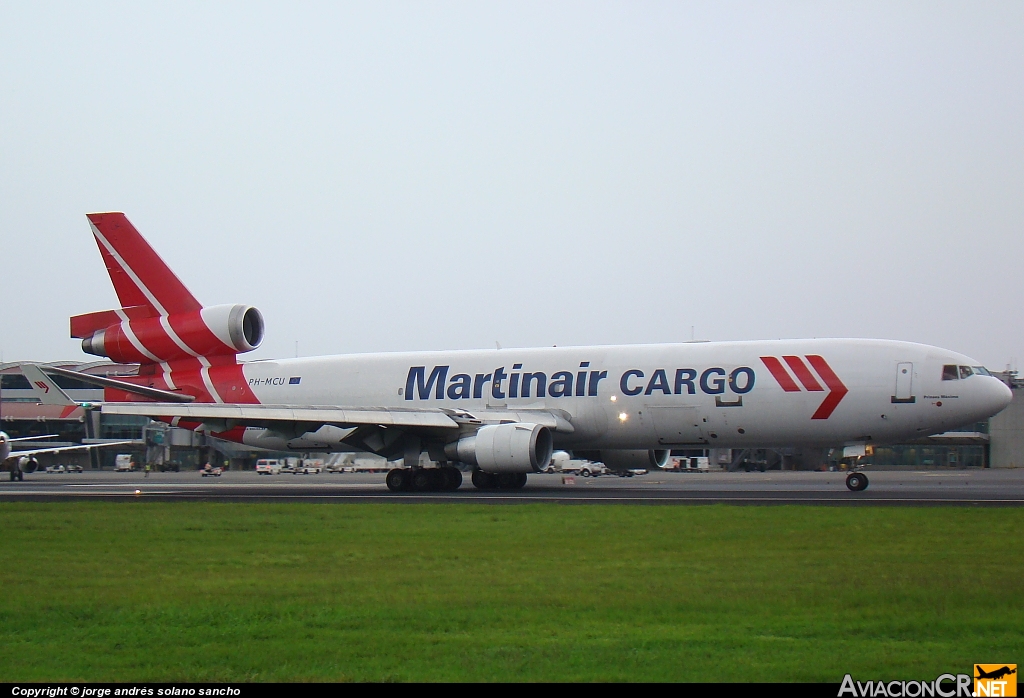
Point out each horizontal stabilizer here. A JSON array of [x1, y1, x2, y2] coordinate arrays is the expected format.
[[70, 306, 152, 338]]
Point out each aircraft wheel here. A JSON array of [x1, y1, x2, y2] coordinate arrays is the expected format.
[[471, 469, 496, 490], [494, 473, 517, 489], [846, 473, 868, 492], [386, 468, 409, 492], [9, 471, 15, 481], [513, 472, 528, 489], [442, 467, 463, 491], [411, 468, 435, 492], [428, 468, 446, 491]]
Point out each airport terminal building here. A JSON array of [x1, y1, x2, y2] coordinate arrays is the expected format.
[[0, 361, 237, 470], [2, 360, 1023, 471]]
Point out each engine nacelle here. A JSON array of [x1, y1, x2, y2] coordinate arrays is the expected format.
[[18, 456, 40, 474], [445, 423, 553, 474], [81, 304, 264, 364], [578, 449, 670, 472]]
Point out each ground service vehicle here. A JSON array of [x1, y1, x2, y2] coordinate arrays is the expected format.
[[255, 459, 283, 475], [55, 213, 1013, 494], [673, 456, 710, 472]]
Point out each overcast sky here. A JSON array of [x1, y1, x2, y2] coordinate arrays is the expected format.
[[1, 2, 1021, 369]]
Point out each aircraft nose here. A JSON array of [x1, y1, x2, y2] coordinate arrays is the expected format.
[[987, 378, 1013, 415]]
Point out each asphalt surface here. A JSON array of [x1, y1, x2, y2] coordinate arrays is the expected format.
[[2, 468, 1024, 505]]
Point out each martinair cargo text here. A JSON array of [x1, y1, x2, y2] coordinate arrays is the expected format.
[[51, 213, 1012, 492]]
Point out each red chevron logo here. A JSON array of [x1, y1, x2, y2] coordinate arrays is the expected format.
[[34, 380, 49, 394], [759, 355, 848, 419]]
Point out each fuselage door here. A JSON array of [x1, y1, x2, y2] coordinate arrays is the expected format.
[[648, 406, 705, 445], [893, 362, 914, 403]]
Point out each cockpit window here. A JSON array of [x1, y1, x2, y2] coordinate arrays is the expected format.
[[959, 366, 973, 379], [942, 365, 959, 380], [972, 366, 991, 376]]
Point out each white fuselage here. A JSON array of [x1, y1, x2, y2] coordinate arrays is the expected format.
[[232, 338, 1012, 452]]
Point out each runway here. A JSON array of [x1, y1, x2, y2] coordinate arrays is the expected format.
[[2, 469, 1024, 505]]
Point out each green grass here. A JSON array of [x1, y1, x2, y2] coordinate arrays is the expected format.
[[0, 502, 1020, 681]]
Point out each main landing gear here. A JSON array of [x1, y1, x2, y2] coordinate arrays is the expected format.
[[845, 472, 869, 492], [471, 470, 527, 490], [386, 466, 463, 492]]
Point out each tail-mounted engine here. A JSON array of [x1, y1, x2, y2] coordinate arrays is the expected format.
[[445, 423, 553, 474], [74, 304, 264, 364]]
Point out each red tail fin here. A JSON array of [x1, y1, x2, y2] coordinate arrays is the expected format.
[[86, 213, 202, 316]]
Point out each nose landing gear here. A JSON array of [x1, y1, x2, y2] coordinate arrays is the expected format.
[[845, 472, 869, 491]]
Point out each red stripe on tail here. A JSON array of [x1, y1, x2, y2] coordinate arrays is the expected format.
[[86, 213, 202, 316]]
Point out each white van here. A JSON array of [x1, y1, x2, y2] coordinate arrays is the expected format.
[[255, 459, 284, 475], [114, 454, 135, 472], [672, 456, 710, 472]]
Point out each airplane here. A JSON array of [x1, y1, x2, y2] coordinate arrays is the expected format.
[[51, 212, 1012, 492], [975, 666, 1016, 681], [1, 364, 133, 480]]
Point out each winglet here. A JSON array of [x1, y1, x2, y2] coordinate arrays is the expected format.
[[20, 364, 77, 406]]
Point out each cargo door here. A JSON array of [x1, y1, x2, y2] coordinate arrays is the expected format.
[[893, 362, 914, 403], [648, 406, 705, 445]]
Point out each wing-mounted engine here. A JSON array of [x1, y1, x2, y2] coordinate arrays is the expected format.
[[74, 304, 264, 364], [18, 456, 40, 474], [445, 423, 553, 474], [576, 449, 670, 471]]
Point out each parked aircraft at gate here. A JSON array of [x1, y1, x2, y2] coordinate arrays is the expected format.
[[1, 367, 132, 480], [53, 213, 1012, 492]]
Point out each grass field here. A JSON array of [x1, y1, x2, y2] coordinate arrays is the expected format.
[[0, 501, 1020, 682]]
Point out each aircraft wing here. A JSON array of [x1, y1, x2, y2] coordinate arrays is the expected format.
[[100, 403, 575, 433], [40, 365, 195, 403], [102, 402, 461, 429], [6, 434, 59, 443], [4, 441, 136, 463]]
